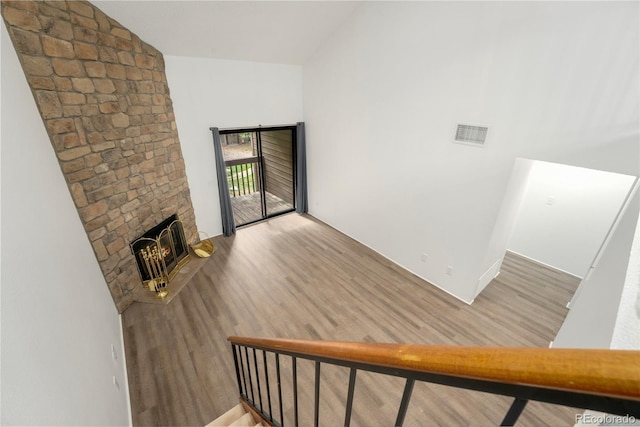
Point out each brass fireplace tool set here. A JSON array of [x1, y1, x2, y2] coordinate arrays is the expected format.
[[139, 241, 171, 299]]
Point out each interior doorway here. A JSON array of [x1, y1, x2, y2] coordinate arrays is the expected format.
[[476, 159, 637, 298], [220, 126, 296, 226], [507, 161, 636, 279]]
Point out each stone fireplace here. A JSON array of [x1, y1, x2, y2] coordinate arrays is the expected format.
[[2, 0, 198, 312]]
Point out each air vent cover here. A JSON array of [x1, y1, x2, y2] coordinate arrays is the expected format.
[[454, 124, 488, 146]]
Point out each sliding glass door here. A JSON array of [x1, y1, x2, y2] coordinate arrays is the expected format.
[[220, 126, 296, 226]]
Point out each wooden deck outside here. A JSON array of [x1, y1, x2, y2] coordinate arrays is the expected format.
[[230, 191, 294, 225]]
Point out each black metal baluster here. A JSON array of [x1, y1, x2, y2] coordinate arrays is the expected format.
[[276, 354, 284, 427], [394, 378, 415, 427], [231, 344, 243, 397], [244, 346, 255, 404], [292, 356, 299, 427], [344, 368, 357, 427], [238, 345, 248, 399], [263, 351, 273, 422], [253, 348, 263, 411], [500, 398, 529, 426], [314, 361, 321, 427]]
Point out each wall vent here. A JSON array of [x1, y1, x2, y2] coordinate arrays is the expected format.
[[453, 124, 488, 147]]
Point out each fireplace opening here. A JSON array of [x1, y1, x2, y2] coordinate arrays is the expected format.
[[130, 214, 190, 296]]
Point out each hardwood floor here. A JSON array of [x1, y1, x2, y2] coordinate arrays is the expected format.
[[122, 213, 581, 426]]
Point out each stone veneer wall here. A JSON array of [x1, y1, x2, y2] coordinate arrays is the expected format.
[[2, 0, 198, 312]]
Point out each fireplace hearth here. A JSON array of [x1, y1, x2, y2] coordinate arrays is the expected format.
[[130, 214, 190, 298]]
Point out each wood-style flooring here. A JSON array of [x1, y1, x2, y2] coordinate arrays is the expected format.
[[121, 213, 581, 426]]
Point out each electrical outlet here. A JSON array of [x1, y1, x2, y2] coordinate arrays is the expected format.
[[111, 344, 118, 361], [421, 253, 428, 263], [446, 265, 453, 276]]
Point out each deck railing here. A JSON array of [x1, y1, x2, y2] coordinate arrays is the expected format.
[[228, 336, 640, 427], [225, 156, 260, 197]]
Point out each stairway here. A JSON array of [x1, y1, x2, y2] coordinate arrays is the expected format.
[[206, 403, 265, 427]]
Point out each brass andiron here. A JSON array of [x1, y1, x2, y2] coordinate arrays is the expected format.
[[141, 244, 169, 299]]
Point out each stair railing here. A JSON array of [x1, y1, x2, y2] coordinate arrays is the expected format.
[[228, 336, 640, 427]]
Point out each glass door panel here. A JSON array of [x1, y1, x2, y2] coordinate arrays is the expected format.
[[221, 131, 263, 226], [260, 129, 295, 217]]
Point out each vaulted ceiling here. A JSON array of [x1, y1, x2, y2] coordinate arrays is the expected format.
[[94, 1, 361, 64]]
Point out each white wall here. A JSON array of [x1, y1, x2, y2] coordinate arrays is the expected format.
[[165, 56, 303, 237], [610, 206, 640, 350], [475, 158, 533, 296], [1, 23, 130, 425], [554, 187, 639, 349], [508, 161, 636, 277], [303, 1, 639, 303]]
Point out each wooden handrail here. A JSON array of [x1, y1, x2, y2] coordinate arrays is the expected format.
[[228, 336, 640, 401]]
